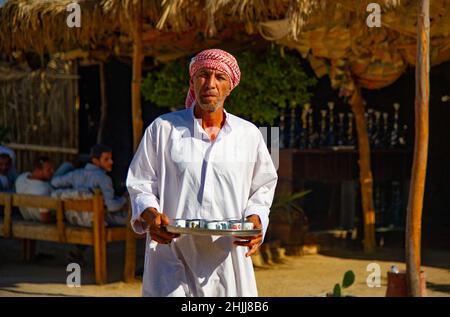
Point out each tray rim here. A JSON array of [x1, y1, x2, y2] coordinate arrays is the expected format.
[[165, 225, 261, 237]]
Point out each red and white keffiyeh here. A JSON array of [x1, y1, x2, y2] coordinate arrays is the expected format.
[[185, 49, 241, 108]]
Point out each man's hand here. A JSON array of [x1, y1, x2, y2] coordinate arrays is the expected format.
[[141, 207, 180, 244], [233, 214, 263, 257]]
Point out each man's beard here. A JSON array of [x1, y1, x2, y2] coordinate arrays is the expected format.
[[197, 100, 222, 112]]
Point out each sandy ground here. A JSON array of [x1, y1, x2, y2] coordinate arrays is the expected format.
[[0, 239, 449, 297]]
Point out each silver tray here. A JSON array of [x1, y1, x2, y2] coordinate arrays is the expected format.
[[166, 225, 261, 237]]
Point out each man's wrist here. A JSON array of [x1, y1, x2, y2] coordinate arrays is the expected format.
[[140, 207, 158, 222], [246, 214, 262, 227], [246, 214, 261, 221]]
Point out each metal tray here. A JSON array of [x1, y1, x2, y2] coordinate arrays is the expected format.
[[166, 225, 261, 237]]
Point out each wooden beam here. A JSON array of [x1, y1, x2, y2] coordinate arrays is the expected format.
[[123, 200, 137, 282], [2, 194, 12, 238], [12, 194, 59, 209], [131, 0, 144, 152], [64, 199, 94, 212], [4, 143, 78, 155], [56, 200, 67, 243], [349, 85, 376, 253], [1, 221, 126, 244], [22, 239, 36, 262], [406, 0, 430, 297], [97, 62, 108, 144], [92, 190, 107, 284]]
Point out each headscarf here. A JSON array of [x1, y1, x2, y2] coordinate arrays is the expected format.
[[185, 49, 241, 108]]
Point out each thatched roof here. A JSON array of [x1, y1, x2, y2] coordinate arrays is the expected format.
[[258, 0, 450, 92], [0, 0, 118, 56], [1, 0, 449, 92], [0, 1, 406, 57], [0, 0, 288, 58]]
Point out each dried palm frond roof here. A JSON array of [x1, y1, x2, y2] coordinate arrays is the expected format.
[[259, 0, 450, 92], [1, 0, 449, 92], [0, 0, 410, 56], [0, 0, 289, 56], [0, 0, 119, 55]]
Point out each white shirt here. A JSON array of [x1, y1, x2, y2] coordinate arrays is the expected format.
[[126, 106, 278, 297], [15, 172, 52, 221]]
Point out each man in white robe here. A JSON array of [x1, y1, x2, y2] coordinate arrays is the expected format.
[[15, 156, 55, 222], [127, 49, 278, 297]]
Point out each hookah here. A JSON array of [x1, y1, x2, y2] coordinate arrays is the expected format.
[[289, 107, 297, 148], [390, 103, 400, 148], [382, 112, 389, 149], [319, 109, 328, 147], [307, 108, 317, 148], [337, 113, 345, 146], [399, 124, 408, 148], [279, 111, 286, 149], [347, 112, 356, 147], [326, 102, 336, 146], [372, 111, 382, 149], [366, 108, 374, 146], [299, 104, 309, 149]]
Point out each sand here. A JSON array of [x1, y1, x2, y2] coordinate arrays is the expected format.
[[0, 239, 449, 297]]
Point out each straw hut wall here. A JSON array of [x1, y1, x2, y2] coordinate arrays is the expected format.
[[0, 58, 79, 171]]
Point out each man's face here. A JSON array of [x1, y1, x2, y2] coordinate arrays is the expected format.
[[92, 152, 113, 172], [35, 161, 54, 181], [191, 68, 231, 112], [0, 157, 11, 175], [40, 161, 54, 181]]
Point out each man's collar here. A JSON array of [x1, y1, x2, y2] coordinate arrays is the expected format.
[[85, 163, 106, 173], [189, 104, 234, 132]]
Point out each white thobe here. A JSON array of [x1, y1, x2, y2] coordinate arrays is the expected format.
[[15, 172, 52, 221], [126, 106, 278, 297]]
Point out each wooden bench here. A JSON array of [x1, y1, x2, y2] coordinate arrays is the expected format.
[[0, 190, 138, 285]]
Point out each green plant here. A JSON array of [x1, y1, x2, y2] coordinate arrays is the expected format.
[[141, 45, 317, 125], [141, 59, 189, 109], [227, 46, 317, 125], [327, 270, 356, 297], [270, 190, 311, 224]]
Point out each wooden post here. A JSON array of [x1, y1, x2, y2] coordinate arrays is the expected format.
[[22, 239, 36, 262], [97, 62, 108, 144], [3, 194, 12, 238], [56, 200, 66, 243], [93, 190, 107, 284], [123, 199, 137, 282], [349, 85, 376, 253], [131, 0, 144, 152], [406, 0, 430, 297]]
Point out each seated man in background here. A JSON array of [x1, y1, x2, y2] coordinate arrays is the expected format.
[[51, 144, 128, 227], [15, 156, 55, 223], [0, 145, 18, 188], [0, 153, 14, 192]]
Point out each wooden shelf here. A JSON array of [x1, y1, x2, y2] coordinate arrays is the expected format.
[[278, 148, 412, 182]]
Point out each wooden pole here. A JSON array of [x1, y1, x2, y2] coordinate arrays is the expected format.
[[123, 199, 137, 282], [97, 62, 108, 144], [406, 0, 430, 297], [349, 85, 376, 253], [131, 0, 144, 152], [93, 190, 107, 284]]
